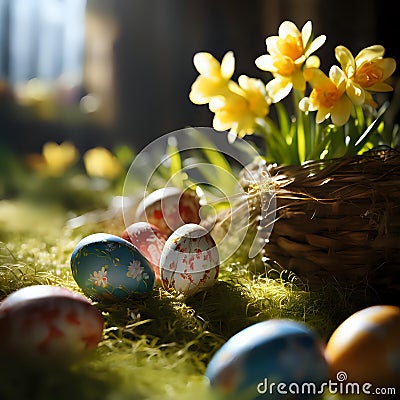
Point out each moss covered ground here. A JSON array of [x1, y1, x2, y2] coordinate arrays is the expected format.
[[0, 198, 385, 400]]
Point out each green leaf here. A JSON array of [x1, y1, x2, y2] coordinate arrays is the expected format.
[[188, 129, 233, 174], [275, 102, 290, 140], [354, 102, 389, 148], [166, 136, 186, 188]]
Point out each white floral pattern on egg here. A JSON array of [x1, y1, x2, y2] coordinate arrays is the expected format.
[[160, 223, 219, 297]]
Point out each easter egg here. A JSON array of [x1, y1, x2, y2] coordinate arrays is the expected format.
[[0, 285, 104, 366], [135, 187, 201, 236], [71, 233, 155, 301], [205, 319, 329, 400], [325, 305, 400, 387], [160, 223, 219, 297], [121, 222, 167, 284]]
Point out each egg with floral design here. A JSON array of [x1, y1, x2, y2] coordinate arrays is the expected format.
[[0, 285, 104, 366], [71, 233, 155, 301], [121, 222, 167, 285], [135, 187, 201, 236], [160, 223, 219, 297]]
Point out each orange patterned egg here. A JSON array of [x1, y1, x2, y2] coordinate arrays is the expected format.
[[325, 305, 400, 387]]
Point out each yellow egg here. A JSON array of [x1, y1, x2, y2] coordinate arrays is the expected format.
[[325, 305, 400, 387]]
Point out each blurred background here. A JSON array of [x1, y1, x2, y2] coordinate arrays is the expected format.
[[0, 0, 398, 175]]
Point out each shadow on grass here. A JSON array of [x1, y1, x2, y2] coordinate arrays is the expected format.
[[0, 358, 117, 400]]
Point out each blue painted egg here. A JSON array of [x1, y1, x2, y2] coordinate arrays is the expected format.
[[205, 319, 329, 399], [71, 233, 155, 301]]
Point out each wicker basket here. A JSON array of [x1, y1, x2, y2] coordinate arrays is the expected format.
[[262, 148, 400, 293]]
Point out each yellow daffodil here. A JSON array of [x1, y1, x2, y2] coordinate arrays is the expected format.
[[189, 51, 238, 104], [83, 147, 123, 180], [335, 45, 396, 107], [189, 19, 398, 165], [299, 67, 352, 126], [209, 75, 271, 142], [255, 20, 326, 102], [26, 141, 79, 176]]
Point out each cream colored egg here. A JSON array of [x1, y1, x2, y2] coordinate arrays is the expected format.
[[160, 223, 219, 297]]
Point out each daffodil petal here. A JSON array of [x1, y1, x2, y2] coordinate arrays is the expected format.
[[367, 82, 394, 92], [228, 80, 245, 96], [193, 52, 220, 77], [291, 70, 306, 91], [237, 75, 250, 90], [305, 35, 326, 57], [278, 20, 300, 38], [305, 55, 321, 69], [221, 51, 235, 79], [303, 68, 329, 88], [238, 75, 265, 94], [331, 96, 352, 126], [355, 45, 385, 67], [316, 108, 330, 123], [189, 80, 209, 104], [255, 54, 275, 71], [301, 21, 312, 47], [189, 77, 219, 104], [209, 96, 226, 112], [266, 77, 292, 102], [227, 129, 237, 143], [299, 97, 317, 112], [346, 82, 365, 104], [265, 36, 280, 56], [294, 55, 306, 66], [329, 65, 346, 91], [335, 45, 355, 74], [213, 112, 232, 131], [377, 58, 397, 80]]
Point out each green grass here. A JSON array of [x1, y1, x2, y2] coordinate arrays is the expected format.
[[0, 199, 376, 400]]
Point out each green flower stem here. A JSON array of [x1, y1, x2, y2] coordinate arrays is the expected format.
[[307, 122, 329, 161], [293, 90, 306, 164], [257, 91, 395, 166], [330, 126, 346, 158], [297, 116, 306, 164], [259, 118, 292, 164]]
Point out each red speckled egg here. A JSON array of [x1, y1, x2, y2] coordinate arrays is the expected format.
[[325, 305, 400, 387], [160, 223, 219, 297], [121, 222, 167, 284], [135, 187, 201, 236], [0, 285, 104, 366]]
